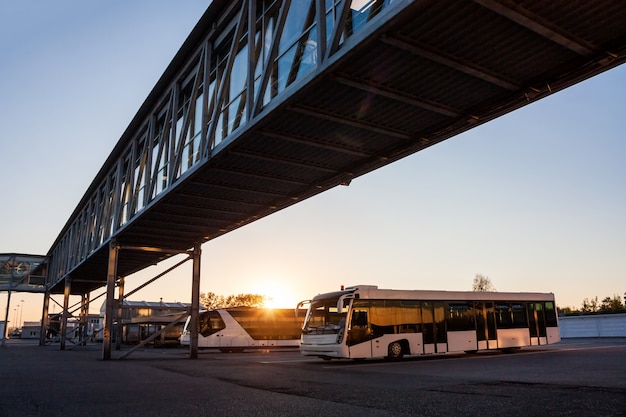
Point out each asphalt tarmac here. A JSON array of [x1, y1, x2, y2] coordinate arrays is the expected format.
[[1, 338, 624, 417]]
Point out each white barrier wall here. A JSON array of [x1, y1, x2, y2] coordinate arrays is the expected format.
[[559, 313, 626, 338]]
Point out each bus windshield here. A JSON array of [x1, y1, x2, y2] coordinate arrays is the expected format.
[[302, 297, 347, 335]]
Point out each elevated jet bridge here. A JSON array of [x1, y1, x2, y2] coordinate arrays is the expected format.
[[37, 0, 625, 357]]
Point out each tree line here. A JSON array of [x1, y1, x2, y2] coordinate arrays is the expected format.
[[559, 293, 626, 315], [199, 292, 268, 309], [472, 273, 625, 315]]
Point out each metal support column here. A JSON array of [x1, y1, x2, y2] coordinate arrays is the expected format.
[[102, 240, 119, 360], [116, 276, 125, 350], [60, 277, 71, 350], [80, 293, 89, 345], [190, 244, 201, 359], [1, 284, 11, 347], [39, 291, 50, 346]]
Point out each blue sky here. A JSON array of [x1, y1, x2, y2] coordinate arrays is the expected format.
[[1, 1, 625, 322]]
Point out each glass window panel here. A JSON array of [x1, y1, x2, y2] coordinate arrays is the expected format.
[[276, 45, 297, 93], [511, 303, 528, 328], [279, 0, 316, 53], [545, 302, 558, 327], [194, 92, 203, 137], [447, 303, 476, 331], [254, 29, 264, 80], [230, 42, 249, 99], [198, 311, 226, 337], [349, 0, 385, 36]]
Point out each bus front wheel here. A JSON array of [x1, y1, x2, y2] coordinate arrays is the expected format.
[[387, 341, 404, 360]]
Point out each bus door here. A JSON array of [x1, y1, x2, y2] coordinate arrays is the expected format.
[[433, 302, 447, 353], [528, 302, 547, 345], [421, 302, 447, 353], [421, 302, 435, 353], [347, 308, 372, 358], [475, 302, 497, 350]]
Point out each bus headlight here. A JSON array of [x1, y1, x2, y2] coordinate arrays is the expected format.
[[337, 332, 343, 344]]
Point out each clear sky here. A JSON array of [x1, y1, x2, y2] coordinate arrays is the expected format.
[[1, 1, 625, 324]]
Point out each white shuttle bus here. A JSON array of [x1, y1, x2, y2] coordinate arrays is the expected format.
[[180, 307, 305, 352], [298, 285, 560, 360]]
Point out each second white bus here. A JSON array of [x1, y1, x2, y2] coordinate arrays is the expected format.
[[180, 307, 305, 352], [298, 285, 560, 360]]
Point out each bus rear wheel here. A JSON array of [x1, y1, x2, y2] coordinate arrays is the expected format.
[[386, 341, 404, 360]]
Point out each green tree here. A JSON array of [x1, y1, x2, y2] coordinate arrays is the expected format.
[[581, 296, 599, 313], [598, 294, 625, 313], [199, 292, 268, 309], [223, 293, 267, 307], [472, 274, 496, 292]]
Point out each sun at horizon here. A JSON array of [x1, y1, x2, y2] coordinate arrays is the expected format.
[[251, 278, 300, 309]]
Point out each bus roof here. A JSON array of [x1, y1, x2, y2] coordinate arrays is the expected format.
[[312, 285, 555, 302]]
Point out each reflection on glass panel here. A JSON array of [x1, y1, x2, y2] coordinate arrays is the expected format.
[[194, 93, 203, 143], [221, 93, 247, 137], [276, 27, 318, 93], [214, 112, 225, 148], [276, 45, 298, 93], [230, 42, 249, 99], [279, 0, 316, 54], [107, 175, 116, 237], [121, 174, 131, 225], [254, 30, 263, 80], [133, 145, 144, 214], [176, 115, 185, 143], [347, 0, 388, 38], [207, 77, 217, 118], [326, 10, 335, 45], [97, 188, 105, 245]]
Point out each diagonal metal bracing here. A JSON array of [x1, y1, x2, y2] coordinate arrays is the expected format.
[[175, 189, 268, 210], [160, 201, 252, 217], [326, 0, 352, 60], [253, 0, 292, 117], [207, 0, 248, 148], [289, 104, 413, 140], [172, 54, 205, 178], [330, 73, 463, 118], [380, 34, 521, 91], [122, 254, 191, 299], [229, 147, 340, 174], [472, 0, 598, 57], [210, 166, 311, 186], [115, 312, 189, 360], [258, 129, 374, 158]]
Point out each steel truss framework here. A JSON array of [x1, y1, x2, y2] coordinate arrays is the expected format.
[[22, 0, 625, 358], [47, 0, 398, 286]]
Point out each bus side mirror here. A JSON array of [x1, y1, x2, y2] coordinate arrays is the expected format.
[[296, 300, 309, 317], [337, 294, 354, 314]]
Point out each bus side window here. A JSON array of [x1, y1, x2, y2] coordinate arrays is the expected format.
[[348, 309, 371, 346], [351, 310, 368, 327], [545, 302, 558, 327]]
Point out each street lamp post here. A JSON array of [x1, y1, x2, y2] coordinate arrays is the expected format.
[[18, 300, 24, 329]]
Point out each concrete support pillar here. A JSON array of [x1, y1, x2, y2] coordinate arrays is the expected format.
[[190, 244, 201, 359], [60, 277, 71, 350], [102, 240, 119, 360]]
